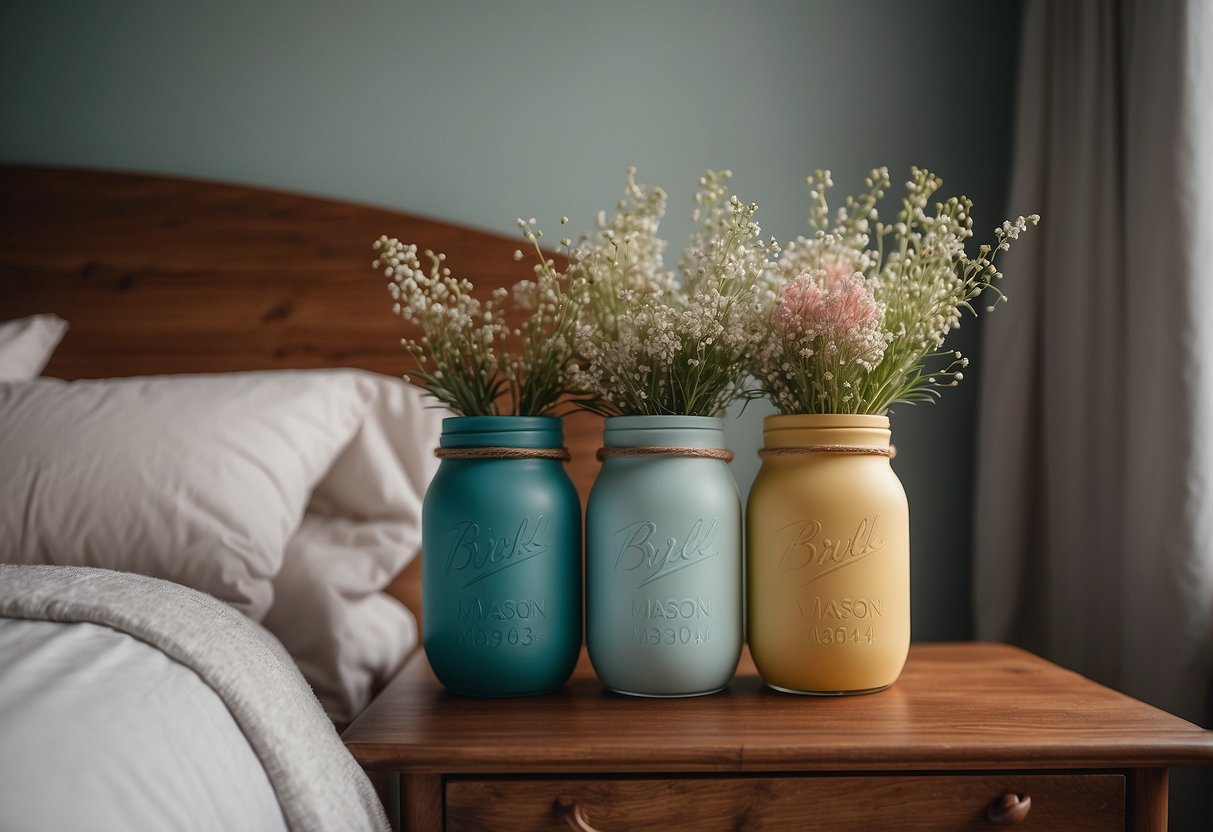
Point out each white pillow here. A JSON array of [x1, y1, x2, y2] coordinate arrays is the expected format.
[[262, 376, 442, 725], [0, 371, 379, 620], [268, 516, 420, 726], [0, 315, 69, 380]]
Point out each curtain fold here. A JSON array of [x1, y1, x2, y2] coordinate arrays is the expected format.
[[975, 0, 1213, 827]]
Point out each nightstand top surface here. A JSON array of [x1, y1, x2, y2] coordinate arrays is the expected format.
[[342, 643, 1213, 774]]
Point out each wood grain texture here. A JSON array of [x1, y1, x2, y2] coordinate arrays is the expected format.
[[0, 164, 603, 495], [342, 643, 1213, 774], [447, 774, 1125, 831], [0, 164, 604, 616], [1129, 768, 1167, 831], [402, 774, 442, 832]]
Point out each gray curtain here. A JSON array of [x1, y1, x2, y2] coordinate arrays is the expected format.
[[974, 0, 1213, 827]]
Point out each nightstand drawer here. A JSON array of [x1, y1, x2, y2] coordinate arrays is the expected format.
[[446, 773, 1125, 831]]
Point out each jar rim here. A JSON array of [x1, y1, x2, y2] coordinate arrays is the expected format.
[[442, 415, 561, 433], [604, 414, 725, 431], [763, 413, 890, 431], [440, 415, 564, 450]]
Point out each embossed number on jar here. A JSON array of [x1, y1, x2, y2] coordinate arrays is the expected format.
[[810, 626, 876, 645], [460, 626, 537, 648], [630, 626, 712, 646]]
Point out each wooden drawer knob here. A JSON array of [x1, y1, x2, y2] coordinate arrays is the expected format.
[[986, 793, 1032, 824], [553, 798, 603, 831]]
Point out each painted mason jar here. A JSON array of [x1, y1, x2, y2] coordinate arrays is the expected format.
[[422, 416, 581, 697], [586, 415, 743, 697], [747, 414, 909, 694]]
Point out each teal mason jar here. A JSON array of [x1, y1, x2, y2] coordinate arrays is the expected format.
[[422, 416, 582, 696], [586, 415, 743, 696]]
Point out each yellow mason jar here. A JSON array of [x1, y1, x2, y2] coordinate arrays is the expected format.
[[747, 413, 909, 694]]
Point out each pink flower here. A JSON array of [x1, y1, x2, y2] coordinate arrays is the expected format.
[[773, 272, 887, 364], [775, 271, 880, 335], [816, 251, 864, 290]]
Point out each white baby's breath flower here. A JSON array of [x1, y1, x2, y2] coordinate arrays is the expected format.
[[375, 231, 582, 416], [561, 169, 777, 416]]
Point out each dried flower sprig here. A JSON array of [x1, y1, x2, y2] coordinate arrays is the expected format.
[[750, 167, 1039, 414], [375, 235, 581, 416], [546, 169, 778, 417], [510, 218, 586, 416]]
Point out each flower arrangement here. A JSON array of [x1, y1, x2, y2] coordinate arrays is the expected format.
[[377, 165, 1035, 421], [374, 236, 580, 416], [751, 167, 1039, 414], [520, 168, 777, 417]]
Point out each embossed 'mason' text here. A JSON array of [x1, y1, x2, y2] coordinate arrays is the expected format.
[[631, 597, 712, 620], [459, 598, 547, 622], [443, 515, 549, 588], [798, 596, 883, 620]]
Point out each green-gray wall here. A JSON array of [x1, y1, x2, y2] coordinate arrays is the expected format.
[[1, 0, 1022, 641]]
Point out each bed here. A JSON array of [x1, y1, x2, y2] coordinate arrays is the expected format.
[[0, 164, 603, 831]]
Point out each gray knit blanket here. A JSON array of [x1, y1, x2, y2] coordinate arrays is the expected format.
[[0, 564, 389, 832]]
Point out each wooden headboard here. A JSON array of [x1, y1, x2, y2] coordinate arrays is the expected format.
[[0, 164, 603, 615]]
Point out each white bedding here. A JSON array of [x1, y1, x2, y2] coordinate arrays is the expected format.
[[0, 368, 444, 723], [0, 565, 389, 832], [0, 618, 288, 832]]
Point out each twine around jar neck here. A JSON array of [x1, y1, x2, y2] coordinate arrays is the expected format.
[[758, 445, 896, 459], [597, 446, 734, 462], [435, 446, 571, 461]]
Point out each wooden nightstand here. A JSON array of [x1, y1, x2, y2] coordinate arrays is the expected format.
[[342, 643, 1213, 830]]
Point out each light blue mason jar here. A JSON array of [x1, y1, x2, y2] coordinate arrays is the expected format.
[[586, 415, 743, 696], [422, 416, 582, 697]]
